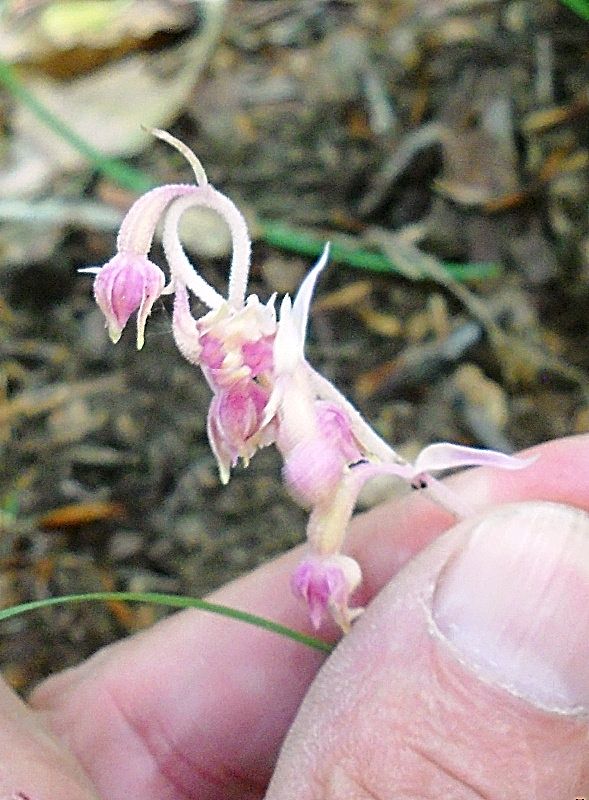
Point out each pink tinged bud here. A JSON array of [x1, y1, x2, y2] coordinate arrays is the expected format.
[[172, 284, 202, 365], [91, 252, 165, 349], [217, 381, 268, 446], [291, 554, 362, 631], [281, 401, 362, 507], [207, 380, 270, 482], [241, 337, 274, 376], [199, 333, 225, 371], [283, 438, 347, 507], [316, 402, 362, 462]]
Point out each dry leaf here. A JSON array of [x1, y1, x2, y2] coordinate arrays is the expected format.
[[0, 4, 227, 197]]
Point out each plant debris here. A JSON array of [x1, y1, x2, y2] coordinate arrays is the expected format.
[[0, 0, 588, 687]]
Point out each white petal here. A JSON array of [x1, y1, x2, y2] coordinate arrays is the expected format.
[[412, 443, 536, 475], [291, 243, 330, 355]]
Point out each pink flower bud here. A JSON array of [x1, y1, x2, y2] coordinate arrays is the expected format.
[[283, 438, 347, 507], [207, 379, 273, 482], [92, 252, 165, 349], [241, 337, 274, 376], [215, 380, 269, 448], [281, 401, 362, 507], [291, 553, 362, 630]]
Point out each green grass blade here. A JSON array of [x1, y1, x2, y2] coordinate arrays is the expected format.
[[0, 58, 154, 193], [559, 0, 589, 20], [260, 220, 501, 282], [0, 591, 334, 654]]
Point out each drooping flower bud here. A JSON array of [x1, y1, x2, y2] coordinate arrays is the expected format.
[[291, 553, 362, 631], [207, 379, 274, 483], [91, 252, 165, 349]]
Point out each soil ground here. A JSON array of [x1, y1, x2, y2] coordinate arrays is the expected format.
[[1, 0, 588, 692]]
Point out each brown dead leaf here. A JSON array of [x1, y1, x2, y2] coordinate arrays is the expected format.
[[314, 280, 372, 311], [0, 4, 227, 197], [38, 501, 125, 530]]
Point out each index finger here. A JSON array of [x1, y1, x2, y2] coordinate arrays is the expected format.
[[31, 434, 589, 800]]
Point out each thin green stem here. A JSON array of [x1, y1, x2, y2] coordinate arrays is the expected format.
[[0, 591, 334, 654], [0, 59, 154, 193], [259, 220, 501, 282]]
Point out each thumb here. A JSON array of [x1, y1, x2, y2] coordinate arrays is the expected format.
[[267, 501, 589, 799]]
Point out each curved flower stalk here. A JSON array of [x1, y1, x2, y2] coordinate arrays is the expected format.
[[83, 132, 535, 633]]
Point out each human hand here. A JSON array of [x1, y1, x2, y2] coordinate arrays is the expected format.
[[2, 435, 589, 799]]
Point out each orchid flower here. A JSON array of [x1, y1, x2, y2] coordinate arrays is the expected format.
[[83, 131, 535, 632]]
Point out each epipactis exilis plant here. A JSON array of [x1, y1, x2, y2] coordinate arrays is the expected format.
[[83, 130, 534, 632]]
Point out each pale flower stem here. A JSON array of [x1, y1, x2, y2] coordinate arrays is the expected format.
[[307, 472, 364, 555], [304, 363, 408, 465], [423, 475, 476, 518], [162, 187, 251, 309], [117, 184, 196, 255], [148, 128, 209, 187], [162, 194, 225, 309]]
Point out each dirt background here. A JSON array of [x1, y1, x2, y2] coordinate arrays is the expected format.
[[1, 0, 588, 692]]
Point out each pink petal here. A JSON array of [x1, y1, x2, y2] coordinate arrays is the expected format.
[[199, 333, 225, 371], [241, 337, 274, 376], [412, 442, 536, 475], [206, 398, 234, 485], [216, 381, 267, 445], [274, 295, 298, 373]]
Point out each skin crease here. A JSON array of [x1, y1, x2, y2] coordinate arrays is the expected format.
[[0, 434, 584, 799]]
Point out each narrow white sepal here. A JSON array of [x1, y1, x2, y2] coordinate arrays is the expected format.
[[260, 380, 284, 429], [291, 242, 330, 358]]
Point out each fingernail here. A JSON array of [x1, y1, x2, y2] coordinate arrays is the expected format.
[[433, 501, 589, 712]]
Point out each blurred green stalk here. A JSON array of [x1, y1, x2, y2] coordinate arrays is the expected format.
[[0, 591, 334, 654], [559, 0, 589, 20], [0, 59, 154, 193]]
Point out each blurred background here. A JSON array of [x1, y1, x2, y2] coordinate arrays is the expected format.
[[0, 0, 588, 691]]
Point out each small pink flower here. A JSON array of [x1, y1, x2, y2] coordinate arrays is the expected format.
[[283, 437, 347, 506], [291, 554, 362, 631], [87, 252, 165, 349], [207, 380, 274, 483], [282, 403, 362, 506]]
